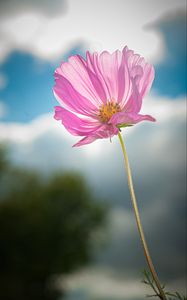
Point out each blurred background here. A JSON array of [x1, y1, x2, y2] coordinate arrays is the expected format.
[[0, 0, 186, 299]]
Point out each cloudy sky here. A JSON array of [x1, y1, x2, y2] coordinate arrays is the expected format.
[[0, 0, 186, 299]]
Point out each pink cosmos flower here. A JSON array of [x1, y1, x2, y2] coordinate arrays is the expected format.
[[53, 46, 155, 147]]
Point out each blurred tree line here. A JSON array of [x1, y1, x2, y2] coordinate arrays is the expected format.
[[0, 145, 106, 300]]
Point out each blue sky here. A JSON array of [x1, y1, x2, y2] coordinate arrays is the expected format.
[[153, 11, 186, 97], [0, 44, 85, 122]]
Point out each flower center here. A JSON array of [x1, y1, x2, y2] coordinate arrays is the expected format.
[[98, 100, 121, 123]]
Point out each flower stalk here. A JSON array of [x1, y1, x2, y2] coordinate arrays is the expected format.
[[118, 131, 167, 300]]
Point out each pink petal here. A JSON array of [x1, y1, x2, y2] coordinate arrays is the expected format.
[[86, 50, 132, 105], [86, 51, 111, 101], [84, 66, 107, 104], [138, 63, 155, 98], [98, 50, 120, 100], [109, 111, 156, 126], [123, 47, 154, 98], [54, 106, 100, 136], [118, 49, 155, 118], [73, 124, 119, 147], [123, 77, 142, 113], [73, 136, 97, 147], [54, 73, 97, 116], [117, 54, 132, 107], [57, 55, 106, 106]]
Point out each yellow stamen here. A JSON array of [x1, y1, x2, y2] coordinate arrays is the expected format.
[[98, 100, 121, 123]]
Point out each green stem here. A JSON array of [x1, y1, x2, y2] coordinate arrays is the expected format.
[[118, 132, 167, 300]]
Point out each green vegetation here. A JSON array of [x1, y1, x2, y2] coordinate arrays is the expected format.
[[142, 270, 187, 300], [0, 145, 105, 300]]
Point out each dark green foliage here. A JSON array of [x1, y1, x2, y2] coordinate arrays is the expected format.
[[0, 146, 105, 300], [0, 144, 9, 178]]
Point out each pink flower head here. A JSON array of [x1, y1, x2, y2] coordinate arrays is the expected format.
[[53, 46, 155, 147]]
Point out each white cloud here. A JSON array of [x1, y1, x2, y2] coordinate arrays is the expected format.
[[144, 95, 186, 121], [0, 0, 66, 18], [60, 262, 186, 299], [0, 0, 186, 63], [61, 267, 148, 299], [0, 113, 59, 143]]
